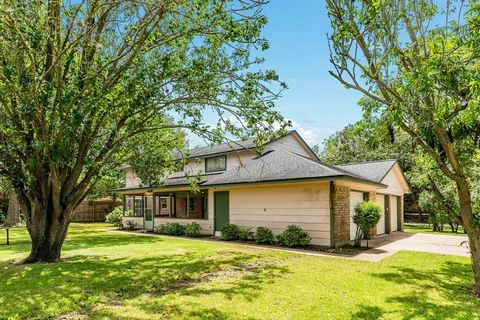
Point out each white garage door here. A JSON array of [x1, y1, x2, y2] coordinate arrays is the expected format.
[[350, 191, 365, 240], [390, 196, 398, 231], [376, 194, 386, 235]]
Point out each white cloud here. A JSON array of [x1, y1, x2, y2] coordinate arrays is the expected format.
[[286, 118, 338, 146]]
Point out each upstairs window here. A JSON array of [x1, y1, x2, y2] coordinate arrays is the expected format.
[[205, 155, 226, 172]]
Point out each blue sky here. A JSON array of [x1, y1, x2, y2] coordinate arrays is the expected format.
[[188, 0, 364, 148], [259, 1, 363, 147]]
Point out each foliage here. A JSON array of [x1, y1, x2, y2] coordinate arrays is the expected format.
[[353, 201, 382, 246], [255, 226, 275, 244], [326, 0, 480, 292], [237, 227, 254, 241], [0, 0, 287, 262], [105, 206, 124, 229], [86, 170, 125, 201], [220, 223, 240, 241], [154, 223, 186, 236], [275, 225, 311, 248], [184, 222, 202, 238], [123, 220, 137, 231], [404, 223, 466, 236]]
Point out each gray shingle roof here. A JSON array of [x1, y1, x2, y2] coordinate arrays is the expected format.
[[336, 160, 396, 183], [115, 151, 385, 191], [202, 150, 345, 185], [174, 138, 256, 160]]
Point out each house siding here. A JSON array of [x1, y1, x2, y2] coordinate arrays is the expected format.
[[377, 164, 408, 196], [212, 182, 331, 246], [264, 134, 313, 159]]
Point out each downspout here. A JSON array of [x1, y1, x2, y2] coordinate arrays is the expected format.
[[329, 180, 335, 248]]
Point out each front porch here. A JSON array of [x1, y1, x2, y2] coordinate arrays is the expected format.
[[121, 189, 214, 234]]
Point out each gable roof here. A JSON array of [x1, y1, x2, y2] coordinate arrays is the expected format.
[[336, 159, 397, 183], [115, 150, 387, 192], [174, 138, 256, 160], [202, 150, 382, 187], [174, 130, 317, 161]]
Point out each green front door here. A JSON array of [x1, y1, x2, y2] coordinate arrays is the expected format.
[[214, 191, 229, 232]]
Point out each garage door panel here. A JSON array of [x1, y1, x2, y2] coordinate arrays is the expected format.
[[376, 195, 385, 235], [390, 196, 398, 231]]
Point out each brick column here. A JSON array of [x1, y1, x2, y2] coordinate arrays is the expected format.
[[330, 182, 351, 247]]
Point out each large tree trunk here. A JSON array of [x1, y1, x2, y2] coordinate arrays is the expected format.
[[24, 217, 70, 263], [20, 194, 74, 264], [456, 180, 480, 296], [5, 191, 21, 227]]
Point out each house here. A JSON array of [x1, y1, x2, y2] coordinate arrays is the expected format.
[[116, 131, 410, 247]]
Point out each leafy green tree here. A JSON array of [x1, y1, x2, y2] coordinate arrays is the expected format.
[[327, 0, 480, 294], [353, 201, 382, 248], [0, 0, 286, 263], [320, 116, 427, 220]]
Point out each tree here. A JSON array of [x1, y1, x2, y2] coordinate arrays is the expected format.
[[0, 178, 21, 227], [353, 201, 382, 248], [0, 0, 287, 263], [320, 116, 427, 221], [327, 0, 480, 294]]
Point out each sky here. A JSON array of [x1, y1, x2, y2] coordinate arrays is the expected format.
[[188, 0, 364, 148]]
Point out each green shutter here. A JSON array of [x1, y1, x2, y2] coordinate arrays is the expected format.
[[385, 195, 390, 234]]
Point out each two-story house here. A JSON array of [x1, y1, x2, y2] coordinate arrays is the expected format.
[[116, 131, 410, 247]]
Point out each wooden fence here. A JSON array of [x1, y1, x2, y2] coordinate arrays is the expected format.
[[71, 199, 120, 222]]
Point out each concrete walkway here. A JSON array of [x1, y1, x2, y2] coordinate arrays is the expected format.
[[354, 232, 470, 262], [107, 229, 470, 263]]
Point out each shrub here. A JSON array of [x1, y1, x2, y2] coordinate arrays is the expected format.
[[220, 223, 239, 240], [123, 220, 137, 231], [353, 201, 382, 247], [155, 223, 186, 236], [0, 211, 6, 225], [185, 222, 202, 237], [238, 227, 254, 241], [106, 206, 124, 229], [275, 225, 311, 248], [255, 227, 274, 244]]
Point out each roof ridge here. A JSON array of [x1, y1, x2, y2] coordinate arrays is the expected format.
[[336, 159, 397, 166]]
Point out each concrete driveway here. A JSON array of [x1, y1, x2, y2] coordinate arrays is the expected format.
[[355, 232, 470, 262]]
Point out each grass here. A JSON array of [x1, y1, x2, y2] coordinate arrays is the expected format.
[[0, 224, 479, 320], [404, 223, 467, 236]]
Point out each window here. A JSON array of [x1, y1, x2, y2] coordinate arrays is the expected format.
[[154, 191, 207, 219], [189, 197, 195, 212], [124, 195, 144, 217], [174, 162, 184, 172], [205, 155, 226, 172]]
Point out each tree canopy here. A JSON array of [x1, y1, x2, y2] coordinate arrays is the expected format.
[[0, 0, 287, 262], [326, 0, 480, 294]]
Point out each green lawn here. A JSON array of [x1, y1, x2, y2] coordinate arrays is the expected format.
[[0, 224, 478, 320], [404, 223, 467, 236]]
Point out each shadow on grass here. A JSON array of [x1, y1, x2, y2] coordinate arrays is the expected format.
[[0, 229, 161, 258], [0, 248, 290, 320], [355, 259, 479, 320], [93, 259, 291, 320]]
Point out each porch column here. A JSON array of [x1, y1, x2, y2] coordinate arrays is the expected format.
[[330, 182, 350, 247]]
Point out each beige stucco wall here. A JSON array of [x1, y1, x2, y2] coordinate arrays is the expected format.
[[211, 181, 331, 246]]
